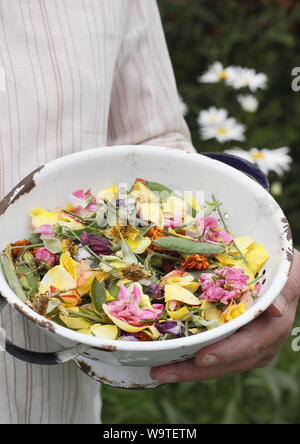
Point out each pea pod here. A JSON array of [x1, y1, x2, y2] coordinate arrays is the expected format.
[[153, 236, 226, 255], [16, 264, 40, 301], [0, 254, 27, 302], [17, 252, 40, 301]]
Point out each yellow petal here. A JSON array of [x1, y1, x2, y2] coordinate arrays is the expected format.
[[57, 220, 84, 230], [29, 208, 59, 228], [77, 328, 93, 336], [185, 192, 201, 212], [77, 265, 109, 297], [90, 324, 119, 339], [97, 185, 118, 202], [220, 302, 246, 323], [102, 304, 150, 333], [143, 325, 161, 340], [167, 228, 194, 240], [164, 276, 200, 293], [127, 236, 151, 254], [165, 284, 201, 306], [163, 195, 187, 218], [229, 237, 254, 254], [131, 182, 160, 203], [216, 237, 255, 267], [140, 202, 164, 228], [215, 254, 244, 267], [167, 306, 190, 321], [60, 251, 79, 280], [200, 300, 222, 321], [39, 266, 77, 293], [246, 243, 269, 276], [59, 315, 93, 330], [181, 282, 201, 293]]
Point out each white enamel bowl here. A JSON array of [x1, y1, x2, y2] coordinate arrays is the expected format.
[[0, 146, 293, 389]]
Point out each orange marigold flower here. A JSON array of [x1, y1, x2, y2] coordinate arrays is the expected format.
[[10, 240, 33, 258], [134, 331, 152, 341], [146, 226, 165, 253], [146, 226, 164, 241], [179, 254, 209, 271]]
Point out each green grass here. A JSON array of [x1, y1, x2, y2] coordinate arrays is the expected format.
[[102, 308, 300, 424]]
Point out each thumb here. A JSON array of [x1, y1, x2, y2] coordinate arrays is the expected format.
[[267, 294, 288, 318]]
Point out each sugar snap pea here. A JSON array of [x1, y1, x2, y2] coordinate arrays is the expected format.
[[153, 236, 226, 254]]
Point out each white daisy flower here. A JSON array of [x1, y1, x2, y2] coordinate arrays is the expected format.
[[237, 94, 259, 113], [201, 117, 246, 143], [225, 147, 292, 176], [197, 107, 229, 127], [198, 62, 237, 84], [228, 67, 268, 92]]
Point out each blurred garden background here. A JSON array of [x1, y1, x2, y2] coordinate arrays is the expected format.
[[102, 0, 300, 424]]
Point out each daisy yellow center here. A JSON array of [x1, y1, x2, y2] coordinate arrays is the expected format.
[[219, 71, 228, 80], [217, 128, 228, 135], [251, 152, 264, 160]]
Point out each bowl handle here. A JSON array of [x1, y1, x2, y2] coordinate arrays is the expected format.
[[202, 152, 269, 190], [0, 294, 89, 365]]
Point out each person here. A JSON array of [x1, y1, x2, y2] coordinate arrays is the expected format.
[[0, 0, 298, 424]]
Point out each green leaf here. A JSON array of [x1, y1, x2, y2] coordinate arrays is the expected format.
[[91, 278, 106, 314], [43, 238, 62, 254], [121, 239, 138, 264], [28, 233, 42, 245], [46, 298, 61, 316], [146, 181, 176, 199], [108, 280, 120, 299], [153, 236, 226, 254]]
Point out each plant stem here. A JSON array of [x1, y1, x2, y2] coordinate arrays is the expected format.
[[5, 243, 44, 251], [212, 194, 248, 265]]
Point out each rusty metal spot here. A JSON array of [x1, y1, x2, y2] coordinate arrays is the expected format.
[[285, 247, 294, 269], [14, 303, 56, 334], [0, 165, 44, 216], [92, 344, 117, 352], [281, 217, 293, 243], [76, 360, 96, 378]]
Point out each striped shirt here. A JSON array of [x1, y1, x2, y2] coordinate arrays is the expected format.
[[0, 0, 194, 424]]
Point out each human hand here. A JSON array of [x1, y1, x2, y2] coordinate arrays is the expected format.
[[150, 250, 300, 384]]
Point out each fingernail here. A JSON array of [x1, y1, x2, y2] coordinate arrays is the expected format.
[[271, 295, 288, 317], [196, 354, 218, 367], [153, 372, 180, 383]]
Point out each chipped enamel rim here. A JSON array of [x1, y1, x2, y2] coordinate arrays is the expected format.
[[0, 146, 294, 352]]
